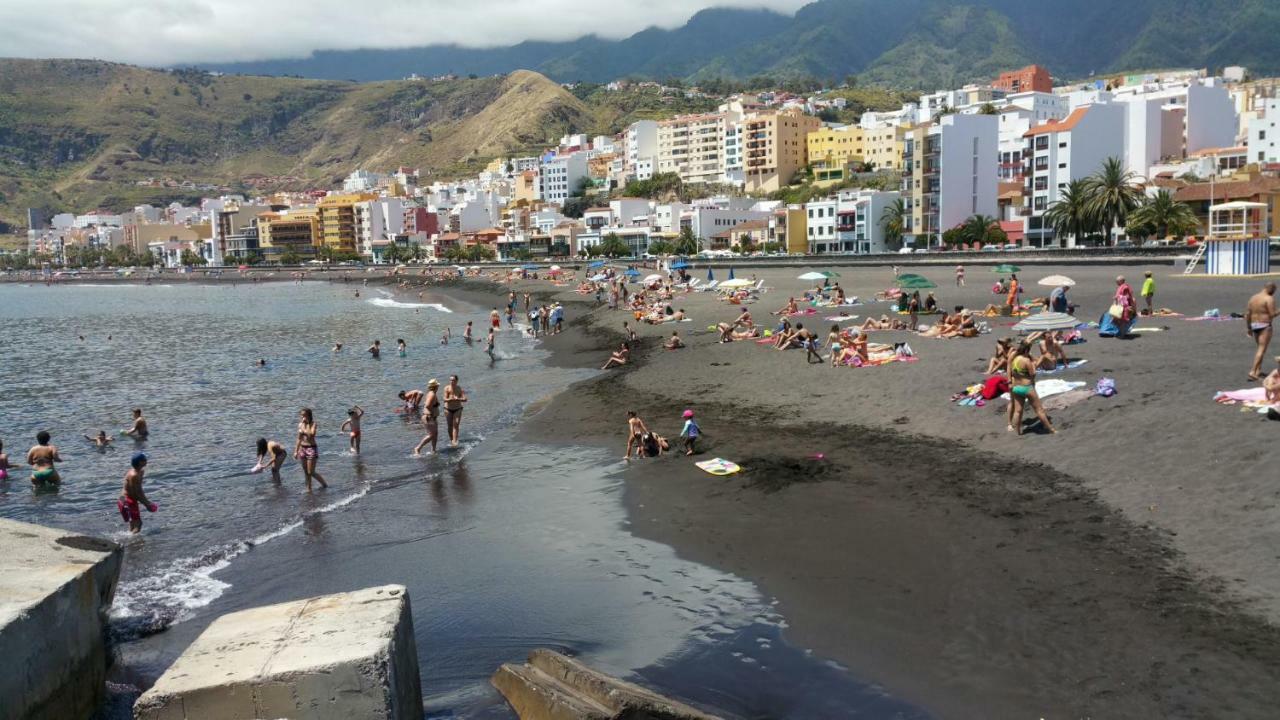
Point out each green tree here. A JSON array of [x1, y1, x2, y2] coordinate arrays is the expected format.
[[1084, 157, 1142, 244], [647, 239, 675, 256], [673, 227, 699, 256], [279, 248, 302, 265], [597, 232, 630, 258], [509, 248, 533, 261], [180, 249, 206, 266], [879, 198, 906, 250], [978, 102, 998, 115], [1043, 179, 1097, 248], [1126, 189, 1200, 240], [958, 214, 1006, 246]]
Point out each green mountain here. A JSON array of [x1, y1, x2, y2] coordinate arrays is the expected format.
[[203, 0, 1280, 87], [0, 61, 600, 229]]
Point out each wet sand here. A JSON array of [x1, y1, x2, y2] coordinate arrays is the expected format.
[[475, 262, 1280, 718]]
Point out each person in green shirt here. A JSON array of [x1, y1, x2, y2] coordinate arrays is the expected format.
[[1140, 271, 1156, 316]]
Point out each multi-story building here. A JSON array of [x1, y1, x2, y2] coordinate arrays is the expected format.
[[354, 197, 407, 260], [538, 152, 589, 206], [1113, 77, 1239, 177], [862, 124, 909, 171], [1020, 103, 1126, 246], [993, 65, 1053, 95], [722, 123, 744, 186], [835, 189, 902, 254], [317, 192, 377, 253], [742, 108, 822, 193], [918, 85, 1005, 124], [805, 198, 839, 253], [806, 125, 865, 185], [259, 208, 319, 260], [1003, 91, 1070, 123], [1247, 98, 1280, 165], [901, 114, 998, 247], [997, 107, 1036, 181], [209, 199, 269, 263], [625, 120, 658, 176], [656, 112, 726, 184]]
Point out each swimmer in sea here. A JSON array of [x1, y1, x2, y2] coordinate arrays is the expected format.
[[490, 308, 501, 331], [332, 342, 343, 352], [0, 439, 9, 481], [122, 408, 148, 440], [368, 339, 381, 359], [340, 405, 364, 454], [118, 453, 156, 534], [27, 431, 62, 486], [84, 430, 113, 447], [441, 327, 450, 345], [397, 338, 407, 357], [463, 321, 474, 344], [255, 438, 288, 482], [256, 358, 267, 367]]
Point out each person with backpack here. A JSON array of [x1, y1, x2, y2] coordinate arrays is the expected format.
[[679, 409, 700, 456]]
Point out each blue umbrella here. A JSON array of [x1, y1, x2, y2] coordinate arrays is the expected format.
[[706, 267, 715, 281], [624, 268, 641, 277], [728, 266, 736, 280], [670, 261, 690, 270], [588, 260, 605, 269], [520, 264, 538, 271]]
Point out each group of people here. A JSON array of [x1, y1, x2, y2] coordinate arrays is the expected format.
[[624, 409, 700, 460]]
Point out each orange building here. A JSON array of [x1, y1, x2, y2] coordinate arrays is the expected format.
[[993, 65, 1052, 94]]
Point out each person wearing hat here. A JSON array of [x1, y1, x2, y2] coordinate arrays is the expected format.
[[118, 452, 157, 534], [679, 409, 701, 457], [413, 379, 441, 456], [1140, 271, 1156, 316]]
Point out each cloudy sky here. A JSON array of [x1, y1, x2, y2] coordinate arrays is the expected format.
[[2, 0, 811, 66]]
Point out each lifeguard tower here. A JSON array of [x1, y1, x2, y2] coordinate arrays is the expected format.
[[1193, 201, 1271, 275]]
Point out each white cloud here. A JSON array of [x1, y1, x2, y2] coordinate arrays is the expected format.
[[0, 0, 811, 66]]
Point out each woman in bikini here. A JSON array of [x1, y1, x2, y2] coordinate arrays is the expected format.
[[413, 379, 441, 456], [255, 438, 288, 482], [293, 408, 328, 490], [444, 375, 467, 447], [1007, 341, 1056, 435], [984, 338, 1013, 375]]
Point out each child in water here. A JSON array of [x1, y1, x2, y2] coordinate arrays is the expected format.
[[118, 453, 157, 534], [84, 430, 113, 447], [341, 406, 365, 454]]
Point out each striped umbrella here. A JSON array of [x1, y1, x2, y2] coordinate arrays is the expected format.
[[1013, 312, 1081, 332]]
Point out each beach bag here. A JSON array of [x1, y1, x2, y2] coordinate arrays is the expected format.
[[1108, 303, 1125, 319], [1095, 377, 1116, 397]]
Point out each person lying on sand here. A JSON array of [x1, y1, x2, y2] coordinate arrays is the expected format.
[[917, 312, 954, 338], [717, 323, 759, 342], [860, 315, 908, 331], [834, 331, 870, 366], [943, 310, 979, 339]]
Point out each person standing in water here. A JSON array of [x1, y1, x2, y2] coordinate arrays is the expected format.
[[340, 406, 364, 454], [398, 389, 424, 413], [27, 431, 62, 486], [0, 439, 10, 481], [255, 438, 288, 482], [293, 408, 328, 490], [485, 327, 496, 360], [463, 321, 474, 345], [118, 453, 157, 534], [413, 379, 441, 456], [122, 408, 148, 440], [490, 308, 501, 331], [397, 338, 407, 357], [368, 340, 381, 359], [443, 375, 467, 447]]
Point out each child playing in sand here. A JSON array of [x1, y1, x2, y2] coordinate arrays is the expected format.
[[118, 453, 157, 534], [340, 406, 364, 454], [679, 410, 700, 456]]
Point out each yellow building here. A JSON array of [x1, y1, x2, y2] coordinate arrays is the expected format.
[[806, 125, 865, 185], [863, 124, 910, 171], [743, 108, 822, 194], [317, 193, 377, 252], [259, 208, 319, 258]]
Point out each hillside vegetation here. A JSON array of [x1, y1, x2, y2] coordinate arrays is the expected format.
[[0, 60, 595, 228]]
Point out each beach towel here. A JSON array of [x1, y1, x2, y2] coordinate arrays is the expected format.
[[1000, 379, 1086, 401], [696, 458, 741, 476], [1039, 359, 1089, 375], [1096, 312, 1134, 337], [825, 315, 861, 322], [1214, 387, 1271, 405]]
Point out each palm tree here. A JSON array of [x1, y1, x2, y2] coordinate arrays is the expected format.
[[673, 227, 700, 256], [958, 214, 1005, 247], [1043, 179, 1096, 248], [880, 198, 907, 250], [1126, 189, 1200, 240], [1084, 157, 1142, 244]]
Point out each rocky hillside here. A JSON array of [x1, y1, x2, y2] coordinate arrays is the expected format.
[[0, 60, 593, 228]]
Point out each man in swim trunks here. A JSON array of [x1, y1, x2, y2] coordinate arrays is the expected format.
[[463, 321, 474, 344], [123, 408, 148, 440], [1246, 283, 1278, 381], [119, 452, 156, 533], [27, 431, 62, 485]]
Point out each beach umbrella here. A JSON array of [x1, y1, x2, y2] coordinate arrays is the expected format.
[[644, 273, 663, 284], [1013, 311, 1081, 332], [728, 266, 736, 280], [590, 273, 608, 282], [520, 263, 538, 271], [821, 271, 841, 279], [895, 275, 937, 290], [670, 261, 690, 270], [706, 267, 715, 281], [588, 260, 605, 269], [624, 268, 641, 278], [719, 278, 754, 289], [1037, 274, 1076, 287], [549, 265, 561, 271], [991, 263, 1021, 274], [797, 271, 827, 281]]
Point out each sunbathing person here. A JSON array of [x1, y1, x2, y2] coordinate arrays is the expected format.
[[774, 297, 800, 316], [942, 310, 979, 338], [1264, 356, 1280, 403], [664, 331, 685, 350], [860, 315, 907, 331], [835, 331, 870, 366], [917, 312, 954, 338], [1031, 330, 1069, 369], [985, 338, 1013, 374], [602, 342, 631, 369], [773, 323, 799, 349]]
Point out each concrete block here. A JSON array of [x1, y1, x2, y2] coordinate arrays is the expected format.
[[493, 649, 721, 720], [0, 518, 122, 720], [134, 584, 422, 720]]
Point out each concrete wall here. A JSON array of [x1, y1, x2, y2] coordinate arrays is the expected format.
[[0, 518, 122, 720], [134, 585, 422, 720]]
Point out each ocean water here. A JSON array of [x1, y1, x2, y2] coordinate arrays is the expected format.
[[0, 281, 925, 719]]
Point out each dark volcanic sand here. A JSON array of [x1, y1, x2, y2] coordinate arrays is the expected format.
[[490, 262, 1280, 719]]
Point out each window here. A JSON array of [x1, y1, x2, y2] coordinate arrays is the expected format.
[[1035, 156, 1049, 170], [1059, 163, 1067, 169], [1034, 196, 1046, 211], [1261, 130, 1268, 140], [1059, 141, 1067, 148], [1035, 136, 1049, 150], [1034, 177, 1047, 191]]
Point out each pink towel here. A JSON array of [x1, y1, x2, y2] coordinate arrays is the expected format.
[[1216, 387, 1268, 402]]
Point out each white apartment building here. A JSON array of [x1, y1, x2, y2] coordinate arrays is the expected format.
[[723, 122, 744, 186], [1115, 78, 1238, 178], [684, 206, 771, 245], [836, 189, 902, 254], [902, 113, 998, 246], [1247, 98, 1280, 164], [1022, 103, 1126, 247], [861, 103, 918, 130], [997, 107, 1035, 181], [342, 169, 384, 193], [625, 120, 658, 174], [1002, 91, 1069, 123], [917, 85, 1006, 124], [512, 156, 540, 173], [656, 112, 726, 184], [354, 197, 407, 260], [609, 198, 652, 227], [538, 152, 589, 206], [805, 198, 839, 253]]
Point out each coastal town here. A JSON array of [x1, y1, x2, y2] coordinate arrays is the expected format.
[[11, 63, 1280, 271]]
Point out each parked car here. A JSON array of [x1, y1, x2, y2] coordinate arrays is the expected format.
[[980, 245, 1002, 252], [1115, 240, 1136, 249], [1002, 243, 1020, 251]]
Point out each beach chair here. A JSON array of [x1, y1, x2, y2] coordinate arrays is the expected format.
[[684, 278, 701, 291], [753, 278, 770, 293], [697, 280, 719, 292]]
